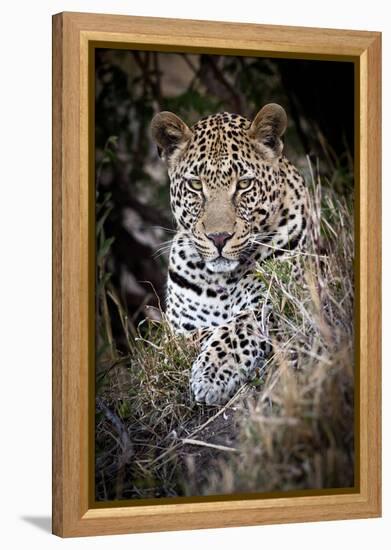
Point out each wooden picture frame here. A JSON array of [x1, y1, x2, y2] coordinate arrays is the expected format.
[[52, 11, 381, 537]]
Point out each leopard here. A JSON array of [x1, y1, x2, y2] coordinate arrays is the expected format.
[[151, 103, 309, 405]]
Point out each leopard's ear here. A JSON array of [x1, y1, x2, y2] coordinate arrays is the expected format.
[[248, 103, 287, 158], [151, 111, 192, 164]]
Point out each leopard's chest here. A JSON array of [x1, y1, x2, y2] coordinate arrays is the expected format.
[[165, 242, 264, 333]]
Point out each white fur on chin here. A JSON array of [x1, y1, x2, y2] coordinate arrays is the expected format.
[[205, 258, 239, 273]]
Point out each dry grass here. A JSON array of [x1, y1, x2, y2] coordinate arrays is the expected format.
[[95, 160, 355, 501]]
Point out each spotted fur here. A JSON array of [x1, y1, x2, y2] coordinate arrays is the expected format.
[[151, 104, 308, 404]]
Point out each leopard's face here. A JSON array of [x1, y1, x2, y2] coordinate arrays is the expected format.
[[151, 105, 288, 273]]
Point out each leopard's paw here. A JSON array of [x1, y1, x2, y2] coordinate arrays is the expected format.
[[190, 355, 240, 405]]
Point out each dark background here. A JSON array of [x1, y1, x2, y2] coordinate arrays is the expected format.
[[95, 50, 354, 350]]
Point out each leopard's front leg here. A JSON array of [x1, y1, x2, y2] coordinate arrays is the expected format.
[[190, 312, 271, 405]]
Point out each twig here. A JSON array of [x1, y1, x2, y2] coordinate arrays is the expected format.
[[193, 55, 238, 111], [253, 416, 299, 426], [101, 290, 117, 361], [181, 438, 238, 453], [181, 53, 198, 74]]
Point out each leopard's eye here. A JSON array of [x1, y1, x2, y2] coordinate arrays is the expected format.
[[188, 179, 203, 191], [237, 178, 254, 191]]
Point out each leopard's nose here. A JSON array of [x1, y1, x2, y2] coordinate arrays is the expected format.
[[206, 232, 233, 254]]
